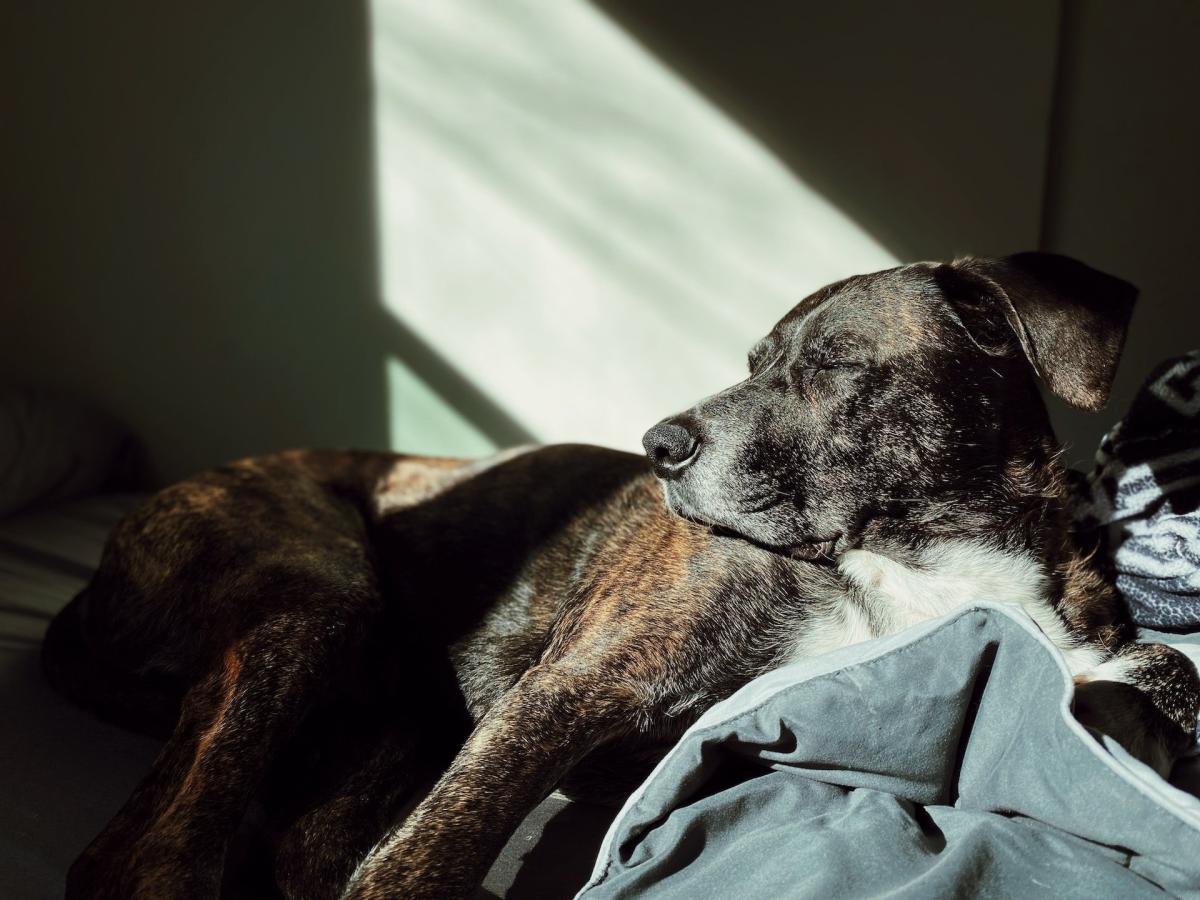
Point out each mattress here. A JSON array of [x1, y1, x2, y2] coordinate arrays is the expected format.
[[0, 494, 611, 900]]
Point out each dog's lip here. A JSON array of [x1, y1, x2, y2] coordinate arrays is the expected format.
[[703, 519, 843, 563], [665, 494, 846, 562]]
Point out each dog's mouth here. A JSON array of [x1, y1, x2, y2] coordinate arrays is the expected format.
[[704, 521, 841, 563], [664, 488, 845, 563]]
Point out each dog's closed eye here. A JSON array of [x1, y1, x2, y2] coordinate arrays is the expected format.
[[793, 360, 868, 396], [798, 359, 866, 378]]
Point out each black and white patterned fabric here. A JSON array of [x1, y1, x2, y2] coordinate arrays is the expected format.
[[1075, 350, 1200, 630]]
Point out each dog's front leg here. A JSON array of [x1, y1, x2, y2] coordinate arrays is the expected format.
[[343, 664, 631, 900]]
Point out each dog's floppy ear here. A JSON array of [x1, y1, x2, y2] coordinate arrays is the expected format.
[[938, 252, 1137, 411]]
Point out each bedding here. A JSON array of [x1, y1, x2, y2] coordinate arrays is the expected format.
[[0, 386, 135, 519], [1076, 350, 1200, 630], [578, 604, 1200, 899]]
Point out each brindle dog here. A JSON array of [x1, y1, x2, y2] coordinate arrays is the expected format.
[[44, 253, 1200, 899]]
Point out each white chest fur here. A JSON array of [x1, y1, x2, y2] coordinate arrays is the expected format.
[[795, 540, 1105, 675]]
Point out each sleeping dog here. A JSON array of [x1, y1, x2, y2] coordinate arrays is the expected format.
[[43, 253, 1200, 899]]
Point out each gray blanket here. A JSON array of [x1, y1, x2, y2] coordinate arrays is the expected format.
[[578, 604, 1200, 899]]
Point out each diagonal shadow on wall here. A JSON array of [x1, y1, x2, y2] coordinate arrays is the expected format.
[[588, 0, 1061, 263]]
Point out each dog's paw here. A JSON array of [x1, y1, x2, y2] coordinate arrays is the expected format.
[[1073, 677, 1192, 778]]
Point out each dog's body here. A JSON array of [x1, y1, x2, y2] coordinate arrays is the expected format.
[[43, 254, 1200, 899]]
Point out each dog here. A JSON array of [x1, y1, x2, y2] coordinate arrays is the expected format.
[[43, 252, 1200, 899]]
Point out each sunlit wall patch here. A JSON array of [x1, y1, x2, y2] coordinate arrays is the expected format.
[[385, 356, 498, 457], [368, 0, 895, 454]]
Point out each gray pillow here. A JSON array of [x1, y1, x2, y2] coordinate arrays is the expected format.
[[0, 386, 134, 518]]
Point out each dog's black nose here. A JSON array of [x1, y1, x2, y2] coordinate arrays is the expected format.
[[642, 419, 700, 479]]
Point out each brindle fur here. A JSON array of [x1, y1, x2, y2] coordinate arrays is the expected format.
[[43, 254, 1200, 899]]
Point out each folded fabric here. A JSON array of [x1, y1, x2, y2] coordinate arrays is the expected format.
[[1075, 351, 1200, 630], [578, 604, 1200, 900]]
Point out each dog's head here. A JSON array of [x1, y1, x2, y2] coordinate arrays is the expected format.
[[642, 252, 1136, 559]]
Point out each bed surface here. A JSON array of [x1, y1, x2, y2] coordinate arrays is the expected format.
[[0, 494, 610, 900]]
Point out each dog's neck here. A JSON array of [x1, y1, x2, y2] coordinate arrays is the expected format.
[[852, 437, 1073, 561], [805, 446, 1116, 671]]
